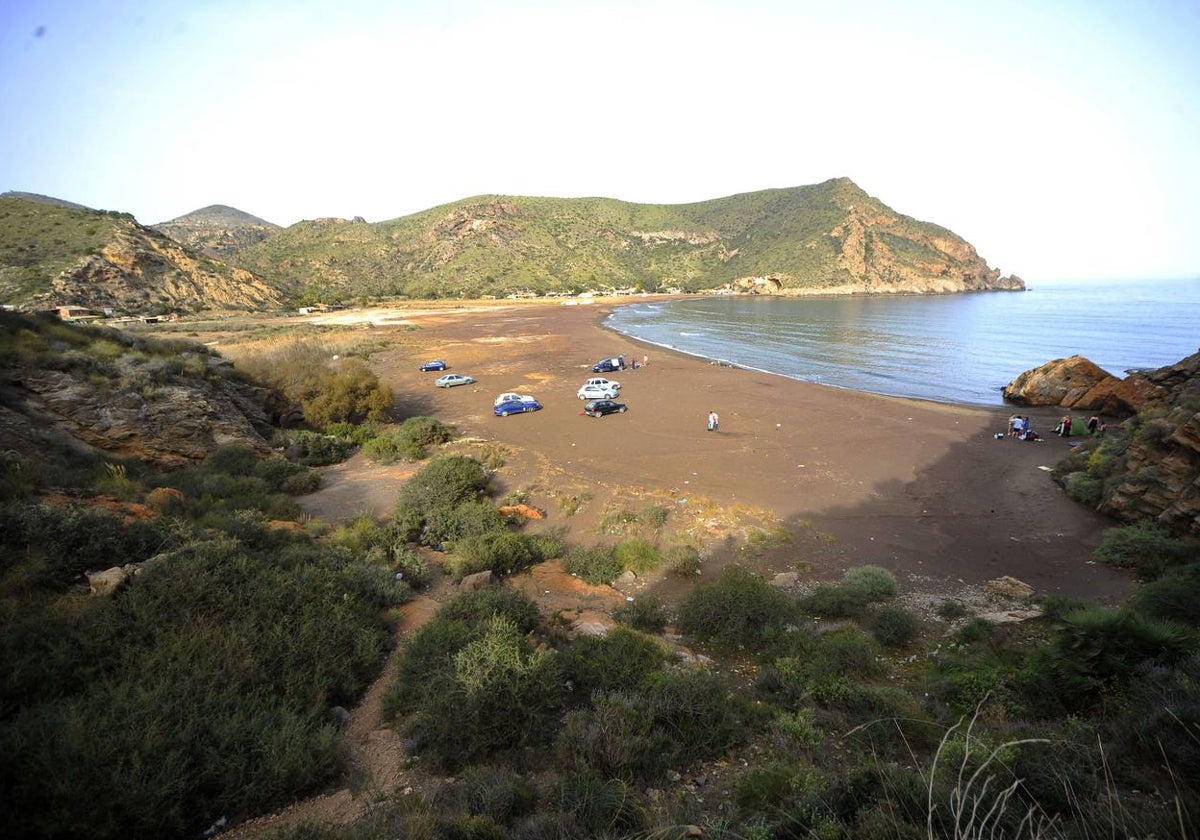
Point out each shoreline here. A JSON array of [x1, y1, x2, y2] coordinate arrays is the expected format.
[[361, 299, 1132, 603]]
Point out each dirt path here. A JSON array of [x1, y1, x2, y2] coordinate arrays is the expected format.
[[222, 596, 441, 838]]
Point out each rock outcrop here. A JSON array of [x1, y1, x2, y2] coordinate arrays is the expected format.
[[152, 204, 282, 262], [0, 316, 276, 469], [1003, 355, 1169, 415], [1053, 350, 1200, 536]]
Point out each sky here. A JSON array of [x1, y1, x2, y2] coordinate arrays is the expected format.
[[2, 0, 1198, 282]]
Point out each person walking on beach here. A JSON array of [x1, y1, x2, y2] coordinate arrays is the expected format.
[[707, 410, 719, 432]]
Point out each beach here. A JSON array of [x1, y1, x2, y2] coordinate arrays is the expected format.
[[311, 298, 1132, 603]]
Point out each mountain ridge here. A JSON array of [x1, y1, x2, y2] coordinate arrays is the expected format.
[[2, 179, 1022, 313]]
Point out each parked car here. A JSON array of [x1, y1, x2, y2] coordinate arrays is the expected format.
[[419, 359, 447, 371], [578, 383, 619, 400], [592, 356, 625, 373], [583, 399, 627, 417], [435, 373, 476, 388], [494, 392, 538, 406], [494, 397, 543, 416], [583, 377, 620, 391]]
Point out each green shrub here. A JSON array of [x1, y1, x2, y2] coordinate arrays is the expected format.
[[446, 531, 556, 580], [556, 670, 743, 783], [437, 588, 542, 634], [435, 765, 537, 825], [1093, 523, 1198, 579], [277, 430, 355, 466], [563, 544, 621, 585], [393, 455, 490, 545], [843, 565, 897, 600], [799, 582, 873, 619], [0, 537, 393, 840], [872, 605, 920, 648], [0, 449, 34, 501], [1130, 564, 1200, 626], [1037, 605, 1196, 708], [664, 544, 701, 577], [677, 566, 798, 652], [547, 770, 646, 836], [935, 599, 969, 620], [302, 358, 394, 427], [613, 537, 661, 574], [756, 628, 884, 710], [558, 626, 668, 702], [1065, 473, 1103, 507], [401, 615, 564, 769], [613, 594, 667, 633], [362, 417, 453, 463]]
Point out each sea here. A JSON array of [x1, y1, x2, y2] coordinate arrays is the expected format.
[[605, 277, 1200, 407]]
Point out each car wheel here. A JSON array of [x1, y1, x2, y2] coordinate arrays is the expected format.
[[500, 410, 510, 416], [619, 406, 627, 413]]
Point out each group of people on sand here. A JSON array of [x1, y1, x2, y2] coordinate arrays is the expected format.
[[1007, 414, 1038, 440], [1006, 412, 1108, 441]]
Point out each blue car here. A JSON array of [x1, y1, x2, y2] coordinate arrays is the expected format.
[[419, 359, 447, 371], [494, 397, 543, 417]]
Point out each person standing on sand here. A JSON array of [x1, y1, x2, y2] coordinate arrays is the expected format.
[[707, 410, 719, 432], [1087, 415, 1100, 435]]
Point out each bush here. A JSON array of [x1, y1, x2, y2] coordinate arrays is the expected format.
[[676, 567, 798, 652], [277, 430, 355, 466], [799, 583, 873, 619], [393, 455, 490, 545], [664, 544, 701, 577], [400, 614, 564, 769], [872, 605, 921, 647], [0, 538, 393, 840], [613, 537, 661, 574], [1040, 605, 1196, 707], [435, 765, 537, 826], [546, 770, 646, 836], [446, 531, 556, 580], [613, 594, 667, 633], [556, 670, 744, 783], [843, 565, 897, 600], [563, 544, 621, 585], [1093, 523, 1199, 579], [558, 627, 668, 702], [1131, 563, 1200, 626], [302, 358, 394, 427]]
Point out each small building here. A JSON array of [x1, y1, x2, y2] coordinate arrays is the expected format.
[[56, 306, 103, 322]]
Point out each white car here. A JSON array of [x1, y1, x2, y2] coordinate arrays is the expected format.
[[583, 377, 620, 392], [578, 383, 619, 400], [494, 392, 538, 406]]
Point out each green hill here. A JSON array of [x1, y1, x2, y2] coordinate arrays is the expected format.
[[230, 178, 1023, 301], [0, 196, 285, 314]]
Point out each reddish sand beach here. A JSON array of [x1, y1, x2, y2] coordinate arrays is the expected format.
[[304, 298, 1131, 604]]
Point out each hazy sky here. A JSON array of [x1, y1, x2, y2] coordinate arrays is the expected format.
[[2, 0, 1198, 281]]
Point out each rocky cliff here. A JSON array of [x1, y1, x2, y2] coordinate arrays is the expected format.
[[1049, 351, 1200, 536], [0, 312, 276, 469], [0, 195, 287, 315], [152, 204, 281, 262]]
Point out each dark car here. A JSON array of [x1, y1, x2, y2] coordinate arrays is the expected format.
[[591, 356, 625, 373], [419, 359, 447, 371], [583, 399, 627, 417], [494, 398, 543, 417]]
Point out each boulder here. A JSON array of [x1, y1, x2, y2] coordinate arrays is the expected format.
[[984, 575, 1034, 600], [87, 566, 130, 596], [1003, 355, 1167, 414], [459, 570, 494, 592]]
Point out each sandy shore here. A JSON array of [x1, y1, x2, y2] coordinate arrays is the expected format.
[[318, 297, 1131, 603]]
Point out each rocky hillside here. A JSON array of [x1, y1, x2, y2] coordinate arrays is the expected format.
[[0, 311, 276, 469], [227, 178, 1023, 301], [1046, 350, 1200, 536], [0, 195, 286, 314], [153, 204, 281, 262]]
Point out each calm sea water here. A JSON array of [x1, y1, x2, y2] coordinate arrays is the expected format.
[[605, 278, 1200, 406]]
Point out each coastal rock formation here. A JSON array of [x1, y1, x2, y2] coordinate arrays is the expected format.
[[1003, 355, 1167, 415], [1054, 350, 1200, 536]]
